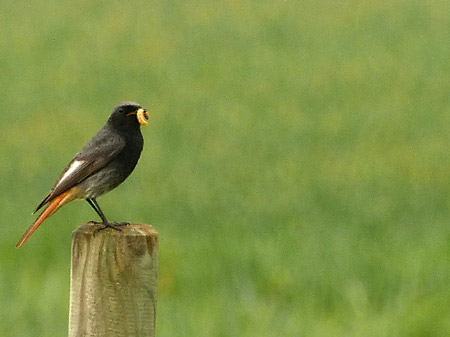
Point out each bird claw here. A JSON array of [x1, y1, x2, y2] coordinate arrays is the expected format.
[[92, 221, 129, 235]]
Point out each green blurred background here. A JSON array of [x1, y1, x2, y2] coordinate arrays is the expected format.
[[1, 0, 450, 336]]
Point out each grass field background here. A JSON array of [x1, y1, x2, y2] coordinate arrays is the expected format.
[[1, 0, 450, 336]]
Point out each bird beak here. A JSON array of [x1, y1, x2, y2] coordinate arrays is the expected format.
[[128, 108, 149, 126]]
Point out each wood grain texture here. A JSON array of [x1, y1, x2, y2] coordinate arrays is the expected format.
[[68, 223, 158, 337]]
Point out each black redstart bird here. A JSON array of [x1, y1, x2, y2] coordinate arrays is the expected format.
[[16, 101, 149, 247]]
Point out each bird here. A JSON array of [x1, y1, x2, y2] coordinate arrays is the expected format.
[[16, 101, 149, 248]]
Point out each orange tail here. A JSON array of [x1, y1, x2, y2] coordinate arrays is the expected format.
[[16, 190, 73, 248]]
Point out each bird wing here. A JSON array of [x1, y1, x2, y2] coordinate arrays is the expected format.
[[34, 126, 125, 212]]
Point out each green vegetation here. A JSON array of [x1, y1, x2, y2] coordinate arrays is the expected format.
[[1, 0, 450, 336]]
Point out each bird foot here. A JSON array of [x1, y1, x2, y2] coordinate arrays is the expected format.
[[91, 221, 129, 234]]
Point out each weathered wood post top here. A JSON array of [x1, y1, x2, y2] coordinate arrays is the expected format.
[[69, 222, 158, 337]]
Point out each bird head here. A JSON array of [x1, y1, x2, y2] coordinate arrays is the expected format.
[[108, 101, 149, 131]]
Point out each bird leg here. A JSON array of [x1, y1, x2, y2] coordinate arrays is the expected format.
[[86, 198, 129, 233]]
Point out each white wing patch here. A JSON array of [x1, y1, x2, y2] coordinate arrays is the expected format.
[[56, 160, 85, 187]]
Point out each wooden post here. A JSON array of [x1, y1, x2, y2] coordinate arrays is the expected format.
[[68, 223, 158, 337]]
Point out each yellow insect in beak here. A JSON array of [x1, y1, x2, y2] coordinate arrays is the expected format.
[[136, 108, 149, 126]]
